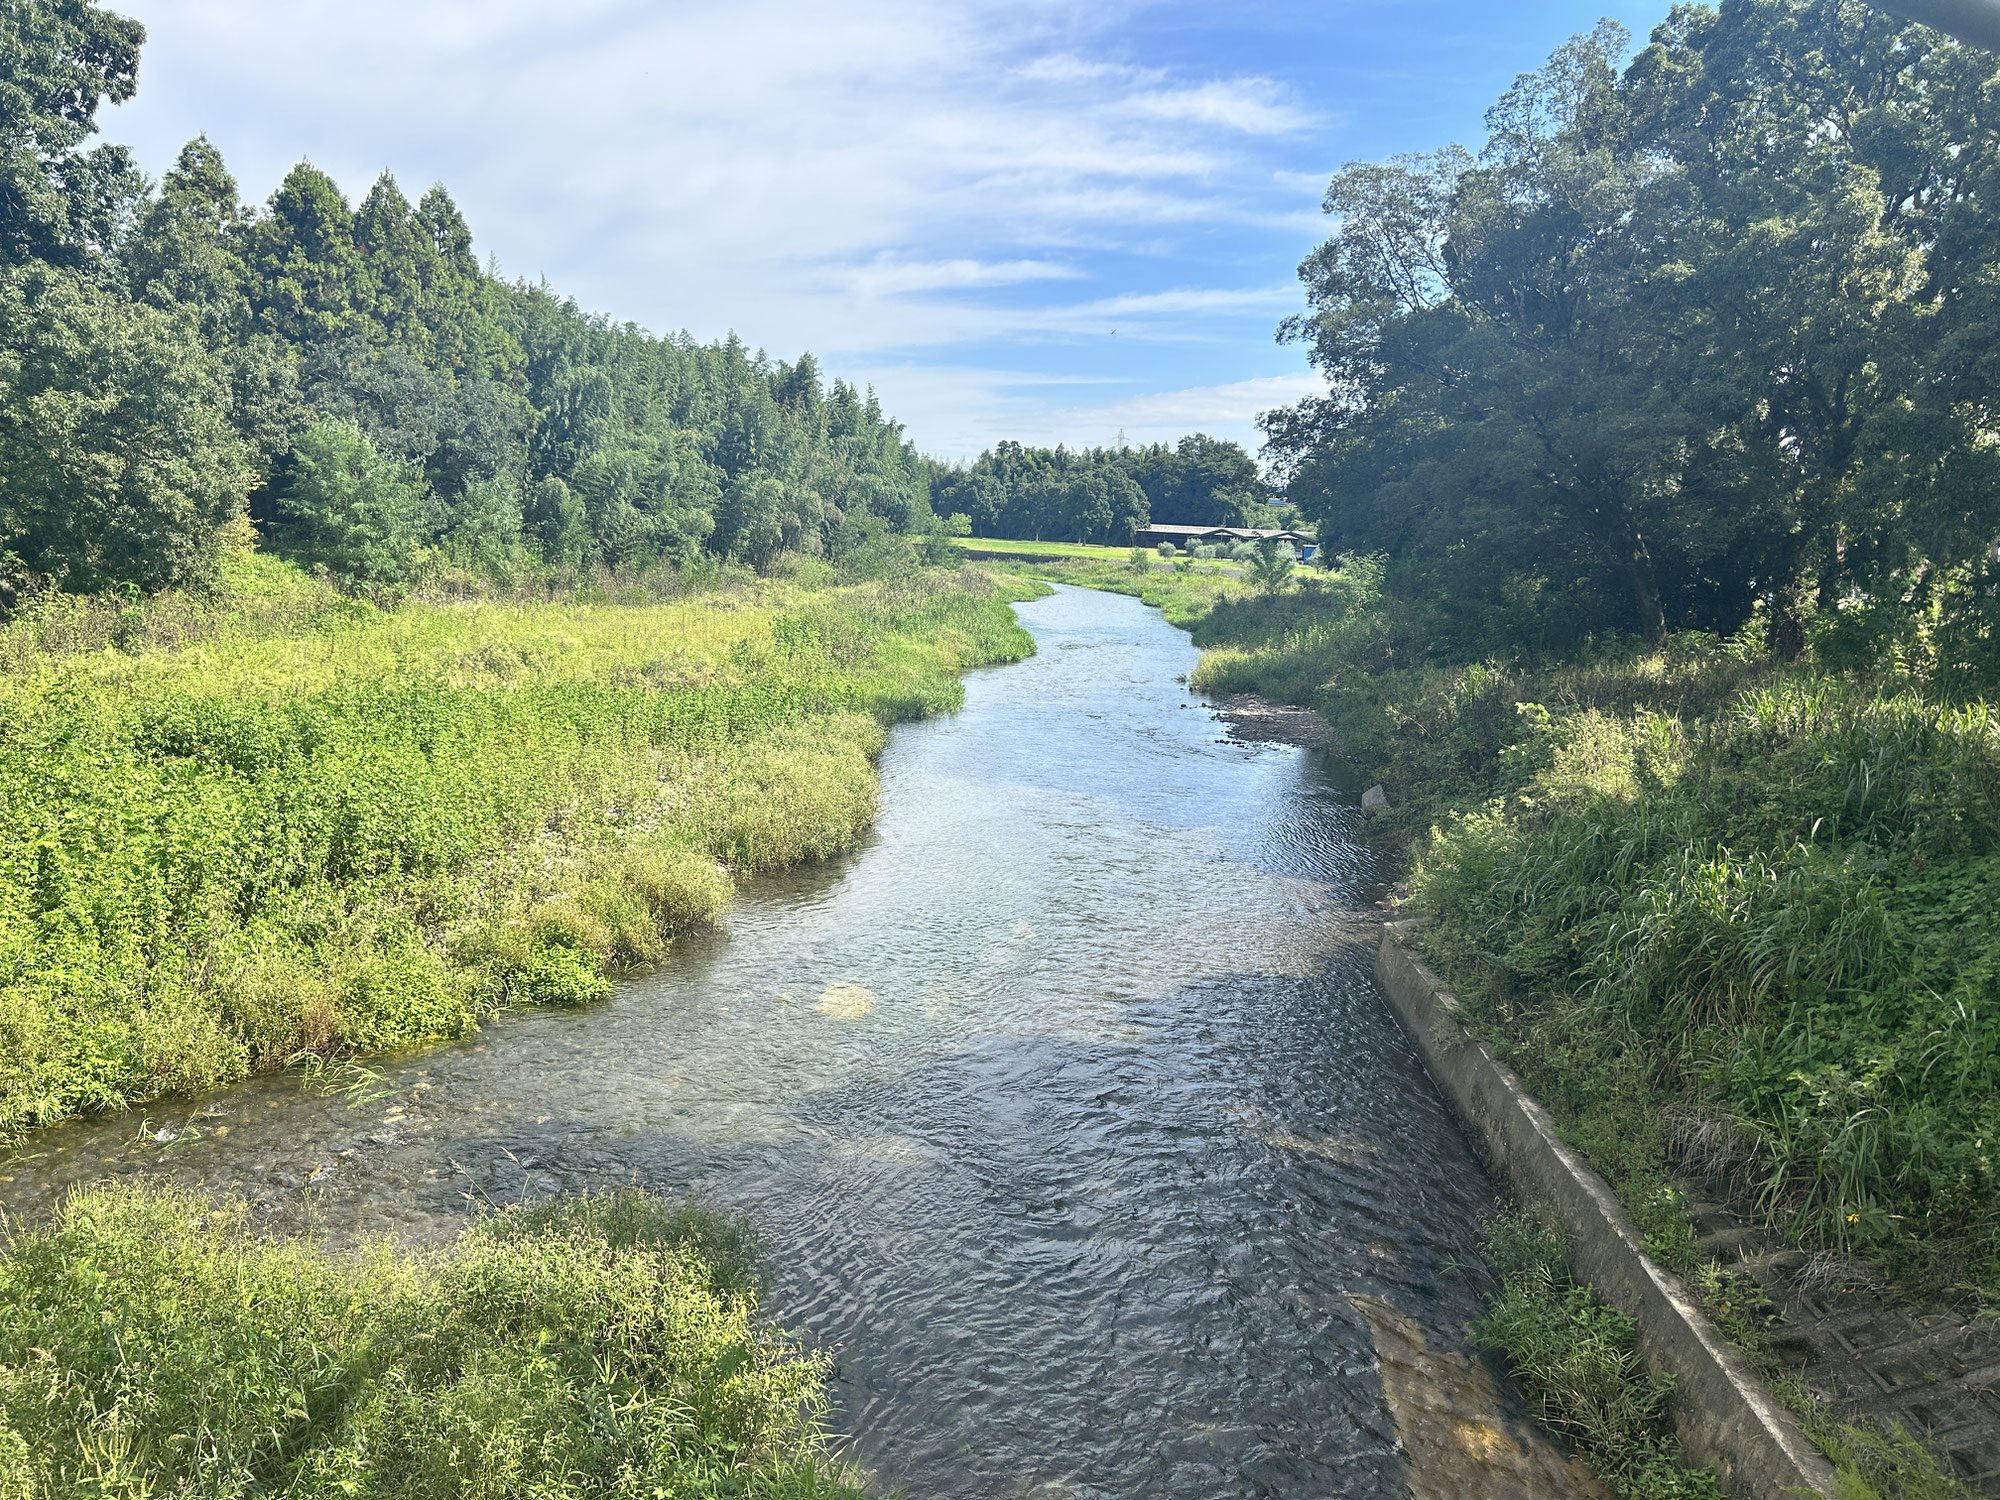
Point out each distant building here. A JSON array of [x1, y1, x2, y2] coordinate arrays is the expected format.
[[1131, 523, 1311, 550]]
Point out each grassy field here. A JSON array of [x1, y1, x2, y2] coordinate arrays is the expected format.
[[0, 551, 1032, 1140], [950, 536, 1251, 575], [0, 1183, 864, 1498], [956, 556, 1248, 632]]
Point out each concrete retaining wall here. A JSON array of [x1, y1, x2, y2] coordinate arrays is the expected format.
[[1376, 923, 1837, 1498]]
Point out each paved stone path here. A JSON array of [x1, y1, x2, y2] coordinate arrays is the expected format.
[[1686, 1193, 2000, 1493]]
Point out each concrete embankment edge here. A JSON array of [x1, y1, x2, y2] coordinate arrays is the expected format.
[[1375, 923, 1838, 1499]]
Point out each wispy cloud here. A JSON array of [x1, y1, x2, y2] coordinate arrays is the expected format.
[[1126, 81, 1315, 135], [113, 0, 1350, 451], [842, 258, 1085, 298], [1039, 372, 1326, 446], [865, 367, 1325, 459]]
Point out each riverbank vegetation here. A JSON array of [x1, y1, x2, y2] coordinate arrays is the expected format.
[[0, 0, 1046, 1142], [0, 1183, 863, 1497], [1220, 0, 2000, 1318], [0, 553, 1031, 1140], [1474, 1214, 1723, 1500]]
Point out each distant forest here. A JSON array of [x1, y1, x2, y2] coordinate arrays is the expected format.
[[1, 3, 955, 595], [925, 433, 1276, 545]]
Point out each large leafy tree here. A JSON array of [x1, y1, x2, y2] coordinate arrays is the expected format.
[[1269, 2, 2000, 655], [0, 0, 143, 269], [0, 264, 250, 591]]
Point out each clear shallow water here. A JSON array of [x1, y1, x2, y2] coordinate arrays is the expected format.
[[1, 584, 1564, 1498]]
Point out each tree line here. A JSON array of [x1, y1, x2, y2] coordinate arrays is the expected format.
[[0, 0, 935, 597], [1266, 0, 2000, 683], [926, 433, 1273, 543]]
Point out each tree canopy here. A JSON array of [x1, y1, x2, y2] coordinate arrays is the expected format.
[[1267, 0, 2000, 673], [929, 434, 1272, 544], [0, 1, 936, 594]]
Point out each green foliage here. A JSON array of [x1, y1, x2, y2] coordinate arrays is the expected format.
[[1245, 537, 1295, 595], [1474, 1214, 1724, 1499], [274, 417, 426, 582], [0, 560, 1032, 1137], [930, 433, 1265, 544], [1267, 2, 2000, 666], [0, 0, 144, 269], [0, 262, 252, 593], [0, 1183, 865, 1498], [0, 1, 943, 600], [1404, 674, 2000, 1299]]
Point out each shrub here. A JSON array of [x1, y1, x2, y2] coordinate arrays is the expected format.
[[0, 1183, 864, 1499], [275, 418, 428, 584], [516, 946, 612, 1007]]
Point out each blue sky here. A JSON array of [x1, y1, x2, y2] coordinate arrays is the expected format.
[[105, 0, 1666, 459]]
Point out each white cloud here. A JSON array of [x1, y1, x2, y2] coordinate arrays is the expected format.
[[1126, 81, 1315, 135], [842, 258, 1085, 297], [1044, 371, 1326, 440], [863, 367, 1326, 459], [111, 0, 1331, 449]]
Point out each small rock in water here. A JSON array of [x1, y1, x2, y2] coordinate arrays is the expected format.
[[816, 983, 876, 1020], [1361, 784, 1390, 816]]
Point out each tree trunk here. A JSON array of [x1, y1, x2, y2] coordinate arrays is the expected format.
[[1608, 506, 1668, 647]]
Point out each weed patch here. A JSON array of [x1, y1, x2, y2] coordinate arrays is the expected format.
[[0, 1183, 863, 1499], [1474, 1213, 1724, 1499], [0, 562, 1032, 1137]]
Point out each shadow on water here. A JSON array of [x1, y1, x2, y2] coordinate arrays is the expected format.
[[0, 584, 1596, 1498]]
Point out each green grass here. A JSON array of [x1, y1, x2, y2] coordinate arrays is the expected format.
[[1407, 673, 2000, 1307], [950, 536, 1245, 574], [951, 537, 1133, 560], [973, 553, 1242, 627], [1473, 1213, 1723, 1500], [0, 552, 1033, 1139], [0, 1183, 864, 1499]]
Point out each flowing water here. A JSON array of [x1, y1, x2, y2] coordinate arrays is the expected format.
[[0, 584, 1596, 1498]]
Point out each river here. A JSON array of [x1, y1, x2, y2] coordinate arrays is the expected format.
[[0, 583, 1596, 1498]]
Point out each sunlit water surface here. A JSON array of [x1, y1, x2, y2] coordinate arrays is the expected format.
[[2, 585, 1575, 1498]]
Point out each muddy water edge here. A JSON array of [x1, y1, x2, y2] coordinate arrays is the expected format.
[[0, 583, 1594, 1499]]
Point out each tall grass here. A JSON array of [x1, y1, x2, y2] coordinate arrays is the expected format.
[[0, 557, 1033, 1138], [1405, 677, 2000, 1302], [0, 1183, 864, 1499], [1473, 1213, 1723, 1500]]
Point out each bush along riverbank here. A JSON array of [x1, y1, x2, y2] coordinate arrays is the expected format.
[[0, 1182, 863, 1498], [0, 550, 1032, 1141]]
